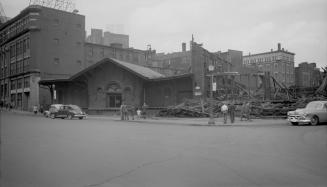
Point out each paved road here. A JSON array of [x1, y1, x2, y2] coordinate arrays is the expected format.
[[1, 111, 327, 187]]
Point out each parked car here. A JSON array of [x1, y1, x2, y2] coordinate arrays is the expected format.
[[49, 104, 87, 120], [44, 104, 63, 118], [287, 100, 327, 125]]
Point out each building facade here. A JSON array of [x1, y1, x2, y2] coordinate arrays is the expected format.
[[0, 5, 85, 110], [40, 58, 193, 114], [86, 28, 103, 45], [103, 31, 129, 48], [84, 42, 156, 68], [295, 62, 321, 88], [243, 43, 295, 87]]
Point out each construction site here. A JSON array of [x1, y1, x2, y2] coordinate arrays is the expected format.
[[157, 42, 327, 118]]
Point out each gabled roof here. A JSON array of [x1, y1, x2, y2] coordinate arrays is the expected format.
[[70, 58, 165, 80]]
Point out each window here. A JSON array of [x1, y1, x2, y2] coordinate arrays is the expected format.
[[17, 78, 22, 89], [76, 41, 82, 47], [53, 38, 59, 44], [76, 23, 82, 28], [53, 18, 60, 25], [11, 80, 16, 90], [17, 93, 22, 107], [54, 58, 60, 64], [24, 77, 30, 88], [88, 47, 93, 56], [107, 93, 122, 108]]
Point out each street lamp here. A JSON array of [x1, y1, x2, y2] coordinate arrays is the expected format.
[[208, 65, 215, 125]]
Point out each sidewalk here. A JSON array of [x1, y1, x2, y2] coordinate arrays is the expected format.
[[2, 109, 288, 126], [88, 115, 288, 126]]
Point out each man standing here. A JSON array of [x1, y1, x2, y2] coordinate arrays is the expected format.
[[221, 102, 228, 124], [229, 101, 236, 123]]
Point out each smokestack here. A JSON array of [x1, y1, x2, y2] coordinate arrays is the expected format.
[[182, 42, 186, 52], [278, 43, 281, 51]]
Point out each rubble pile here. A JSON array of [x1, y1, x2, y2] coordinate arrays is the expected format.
[[158, 96, 327, 118]]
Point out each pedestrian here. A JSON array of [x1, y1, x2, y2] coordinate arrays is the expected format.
[[246, 102, 252, 121], [221, 102, 228, 124], [240, 102, 247, 121], [120, 103, 125, 120], [136, 108, 142, 119], [229, 101, 236, 123], [33, 105, 38, 115]]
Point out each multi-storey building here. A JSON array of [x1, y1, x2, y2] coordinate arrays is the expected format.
[[84, 42, 155, 68], [295, 62, 321, 88], [243, 43, 295, 87], [103, 31, 129, 48], [0, 5, 85, 110], [86, 28, 103, 45]]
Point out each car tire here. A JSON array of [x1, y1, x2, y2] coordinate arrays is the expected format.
[[67, 114, 73, 120], [79, 117, 83, 120], [310, 116, 319, 126], [291, 122, 298, 126], [50, 114, 55, 119]]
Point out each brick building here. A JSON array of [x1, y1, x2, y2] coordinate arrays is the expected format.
[[243, 43, 295, 87], [0, 5, 85, 110], [295, 62, 321, 88], [39, 58, 193, 114]]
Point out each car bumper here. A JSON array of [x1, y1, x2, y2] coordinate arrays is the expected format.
[[73, 114, 87, 118], [287, 116, 310, 124]]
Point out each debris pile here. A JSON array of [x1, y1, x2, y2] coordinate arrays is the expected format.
[[158, 96, 327, 118]]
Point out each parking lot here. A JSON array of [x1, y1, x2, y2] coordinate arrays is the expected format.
[[1, 111, 327, 187]]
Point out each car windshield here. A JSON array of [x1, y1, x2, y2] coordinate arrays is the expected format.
[[69, 105, 82, 112], [306, 102, 322, 110]]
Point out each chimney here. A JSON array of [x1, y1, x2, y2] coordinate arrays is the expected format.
[[278, 43, 281, 51], [182, 42, 186, 52]]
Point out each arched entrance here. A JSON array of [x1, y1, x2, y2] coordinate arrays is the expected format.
[[106, 82, 122, 108]]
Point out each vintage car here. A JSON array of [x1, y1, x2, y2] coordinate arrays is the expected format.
[[44, 104, 63, 118], [49, 104, 87, 120], [287, 100, 327, 125]]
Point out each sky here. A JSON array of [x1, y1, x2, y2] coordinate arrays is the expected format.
[[2, 0, 327, 69]]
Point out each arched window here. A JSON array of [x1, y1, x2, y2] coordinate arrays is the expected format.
[[106, 82, 122, 108]]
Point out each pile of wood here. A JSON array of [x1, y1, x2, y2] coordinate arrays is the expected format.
[[158, 96, 327, 118], [158, 99, 224, 117]]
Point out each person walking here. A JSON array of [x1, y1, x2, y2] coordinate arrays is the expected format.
[[120, 103, 126, 120], [33, 105, 38, 115], [246, 102, 252, 121], [229, 101, 236, 123], [221, 102, 228, 124], [240, 102, 247, 121]]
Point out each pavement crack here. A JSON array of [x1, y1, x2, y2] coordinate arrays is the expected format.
[[85, 154, 181, 187]]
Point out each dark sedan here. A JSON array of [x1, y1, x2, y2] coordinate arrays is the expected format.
[[50, 104, 87, 120]]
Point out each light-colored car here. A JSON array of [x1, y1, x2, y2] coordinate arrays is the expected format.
[[44, 104, 63, 118], [287, 100, 327, 125]]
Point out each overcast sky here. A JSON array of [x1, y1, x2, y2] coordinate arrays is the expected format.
[[3, 0, 327, 69]]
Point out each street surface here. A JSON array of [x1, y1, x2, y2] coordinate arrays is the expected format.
[[1, 111, 327, 187]]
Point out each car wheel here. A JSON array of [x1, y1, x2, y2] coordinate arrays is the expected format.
[[291, 122, 298, 126], [50, 114, 55, 119], [79, 117, 83, 120], [310, 116, 319, 126], [67, 114, 73, 120]]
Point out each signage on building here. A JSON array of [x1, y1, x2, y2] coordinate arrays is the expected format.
[[212, 82, 216, 91]]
